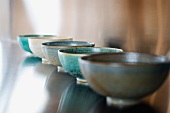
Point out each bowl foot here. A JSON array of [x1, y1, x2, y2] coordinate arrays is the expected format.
[[76, 78, 88, 85], [42, 58, 51, 64], [107, 97, 141, 108], [57, 66, 66, 72]]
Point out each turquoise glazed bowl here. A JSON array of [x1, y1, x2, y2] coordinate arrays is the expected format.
[[41, 41, 95, 66], [79, 52, 170, 107], [58, 47, 123, 83], [17, 34, 57, 53]]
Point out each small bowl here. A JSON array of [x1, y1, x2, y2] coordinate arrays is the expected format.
[[58, 47, 123, 83], [17, 34, 56, 53], [28, 36, 73, 62], [41, 41, 95, 66], [79, 52, 170, 107]]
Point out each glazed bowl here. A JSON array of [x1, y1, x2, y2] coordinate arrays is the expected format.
[[28, 36, 73, 62], [41, 41, 95, 66], [17, 34, 56, 53], [79, 52, 170, 107], [58, 47, 123, 83]]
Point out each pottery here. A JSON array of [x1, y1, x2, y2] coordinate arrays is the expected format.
[[17, 34, 56, 53], [58, 47, 123, 83], [28, 36, 73, 62], [79, 52, 170, 107], [41, 41, 95, 66]]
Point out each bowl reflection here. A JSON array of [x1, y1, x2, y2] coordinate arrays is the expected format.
[[44, 69, 76, 113], [57, 82, 105, 113], [18, 56, 42, 75], [45, 69, 76, 94], [89, 101, 158, 113], [20, 56, 42, 66]]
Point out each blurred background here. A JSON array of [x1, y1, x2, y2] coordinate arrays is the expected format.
[[0, 0, 170, 55]]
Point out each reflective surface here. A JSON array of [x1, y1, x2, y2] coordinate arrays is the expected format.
[[0, 40, 170, 113]]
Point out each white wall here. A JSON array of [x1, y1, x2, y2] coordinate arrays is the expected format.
[[0, 0, 11, 39], [12, 0, 128, 47], [11, 0, 170, 54]]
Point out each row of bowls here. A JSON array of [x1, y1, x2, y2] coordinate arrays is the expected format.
[[17, 34, 170, 107], [18, 35, 123, 82]]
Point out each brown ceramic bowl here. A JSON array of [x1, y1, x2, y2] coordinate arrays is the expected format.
[[79, 52, 170, 107]]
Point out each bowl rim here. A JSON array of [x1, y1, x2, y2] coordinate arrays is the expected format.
[[41, 41, 95, 47], [79, 52, 170, 67], [17, 34, 57, 38], [28, 36, 73, 41], [58, 47, 123, 56]]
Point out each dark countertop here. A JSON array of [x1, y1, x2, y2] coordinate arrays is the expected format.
[[0, 40, 169, 113]]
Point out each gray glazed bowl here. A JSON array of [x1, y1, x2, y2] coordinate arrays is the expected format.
[[58, 47, 123, 83], [41, 41, 95, 66], [79, 52, 170, 107]]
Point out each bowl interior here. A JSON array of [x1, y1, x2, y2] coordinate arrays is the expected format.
[[42, 41, 95, 47], [59, 47, 123, 55], [80, 52, 170, 64], [28, 36, 73, 41]]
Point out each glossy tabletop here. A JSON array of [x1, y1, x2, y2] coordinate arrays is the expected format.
[[0, 40, 170, 113]]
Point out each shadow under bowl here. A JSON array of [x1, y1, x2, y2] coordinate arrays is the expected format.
[[41, 41, 95, 66], [79, 52, 170, 107], [17, 34, 56, 53], [58, 47, 123, 83]]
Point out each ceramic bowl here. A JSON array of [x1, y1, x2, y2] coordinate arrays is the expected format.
[[41, 41, 95, 66], [28, 36, 73, 62], [58, 47, 123, 83], [17, 34, 56, 53], [79, 52, 170, 107]]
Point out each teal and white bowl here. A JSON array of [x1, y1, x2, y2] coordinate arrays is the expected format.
[[58, 47, 123, 83], [41, 41, 95, 66], [28, 36, 73, 62], [17, 34, 56, 53]]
